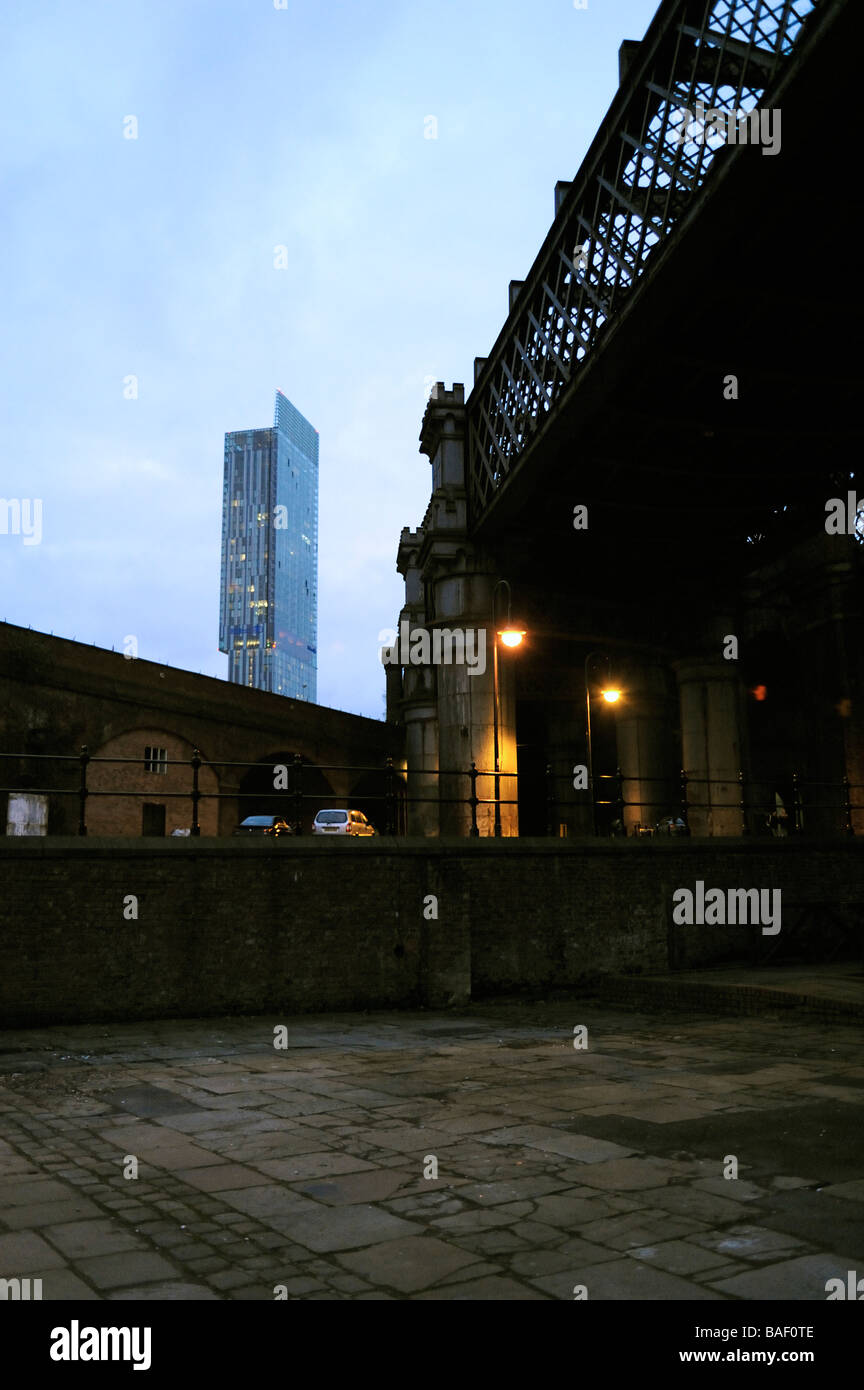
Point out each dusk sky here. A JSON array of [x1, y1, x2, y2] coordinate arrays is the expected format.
[[1, 0, 658, 720]]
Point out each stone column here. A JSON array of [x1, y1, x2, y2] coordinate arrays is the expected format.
[[615, 660, 677, 834], [421, 386, 518, 836], [674, 657, 748, 837], [544, 707, 591, 837], [433, 578, 519, 839], [394, 529, 439, 837], [391, 383, 519, 837]]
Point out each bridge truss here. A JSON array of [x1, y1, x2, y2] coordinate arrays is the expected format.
[[466, 0, 835, 523]]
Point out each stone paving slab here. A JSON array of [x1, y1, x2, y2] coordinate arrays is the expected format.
[[109, 1282, 222, 1300], [173, 1164, 271, 1192], [476, 1126, 634, 1163], [0, 1000, 861, 1300], [337, 1235, 479, 1292], [74, 1250, 179, 1290], [688, 1223, 806, 1262], [277, 1204, 420, 1254], [628, 1239, 731, 1275], [41, 1218, 147, 1259], [254, 1153, 376, 1181], [709, 1253, 860, 1300], [418, 1274, 548, 1300], [822, 1178, 864, 1201], [0, 1230, 67, 1271], [531, 1259, 725, 1300], [3, 1195, 103, 1230]]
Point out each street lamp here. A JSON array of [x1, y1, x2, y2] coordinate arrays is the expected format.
[[491, 579, 526, 837], [584, 650, 621, 835]]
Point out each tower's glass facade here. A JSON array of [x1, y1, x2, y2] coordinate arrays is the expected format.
[[219, 391, 318, 700]]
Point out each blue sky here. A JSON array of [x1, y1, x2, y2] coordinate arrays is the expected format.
[[0, 0, 659, 719]]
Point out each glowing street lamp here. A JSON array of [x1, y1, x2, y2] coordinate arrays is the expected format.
[[584, 652, 623, 835], [491, 581, 526, 838]]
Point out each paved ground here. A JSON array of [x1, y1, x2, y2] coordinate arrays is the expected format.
[[670, 961, 864, 1011], [1, 999, 863, 1300]]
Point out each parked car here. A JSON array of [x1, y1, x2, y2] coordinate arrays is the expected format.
[[312, 808, 376, 836], [232, 815, 293, 837], [654, 814, 689, 838]]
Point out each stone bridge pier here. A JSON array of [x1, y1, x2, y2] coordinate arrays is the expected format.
[[389, 384, 519, 836], [615, 658, 679, 835], [389, 383, 861, 843]]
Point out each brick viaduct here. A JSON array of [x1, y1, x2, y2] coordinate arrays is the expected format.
[[0, 623, 403, 836]]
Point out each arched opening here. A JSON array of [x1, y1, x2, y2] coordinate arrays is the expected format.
[[87, 729, 220, 836], [349, 766, 407, 835], [235, 754, 335, 835]]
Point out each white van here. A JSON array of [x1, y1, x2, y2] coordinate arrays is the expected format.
[[312, 809, 376, 836]]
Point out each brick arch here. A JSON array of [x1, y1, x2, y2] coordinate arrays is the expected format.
[[0, 624, 403, 836], [236, 753, 336, 835], [348, 766, 407, 834], [87, 728, 220, 836]]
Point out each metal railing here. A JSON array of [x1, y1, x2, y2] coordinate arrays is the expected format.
[[467, 0, 827, 522], [545, 764, 861, 838], [1, 749, 860, 838]]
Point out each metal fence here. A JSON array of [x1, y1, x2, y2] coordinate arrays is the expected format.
[[0, 749, 860, 838], [544, 765, 861, 839]]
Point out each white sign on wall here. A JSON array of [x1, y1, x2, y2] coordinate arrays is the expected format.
[[6, 793, 49, 836]]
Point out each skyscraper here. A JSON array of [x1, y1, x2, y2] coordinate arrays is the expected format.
[[219, 391, 318, 700]]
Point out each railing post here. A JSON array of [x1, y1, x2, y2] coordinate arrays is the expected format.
[[843, 775, 854, 837], [191, 748, 201, 837], [385, 757, 396, 836], [469, 761, 479, 838], [792, 771, 802, 834], [738, 769, 748, 836], [292, 754, 303, 835], [680, 768, 689, 834], [546, 763, 556, 837], [615, 766, 625, 835], [78, 744, 89, 837]]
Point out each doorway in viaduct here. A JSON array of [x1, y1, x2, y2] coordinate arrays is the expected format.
[[235, 755, 335, 836]]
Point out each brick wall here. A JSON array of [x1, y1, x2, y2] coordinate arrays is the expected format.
[[0, 621, 402, 837], [0, 838, 861, 1027], [86, 729, 221, 836], [466, 840, 863, 991]]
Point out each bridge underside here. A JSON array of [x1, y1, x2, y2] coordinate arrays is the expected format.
[[472, 0, 857, 608], [391, 0, 862, 841]]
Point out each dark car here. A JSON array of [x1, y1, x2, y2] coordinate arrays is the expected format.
[[654, 814, 689, 838], [232, 815, 293, 837]]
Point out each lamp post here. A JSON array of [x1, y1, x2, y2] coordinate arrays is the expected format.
[[491, 579, 525, 837], [584, 650, 622, 836]]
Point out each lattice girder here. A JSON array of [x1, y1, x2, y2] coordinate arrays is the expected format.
[[466, 0, 823, 520]]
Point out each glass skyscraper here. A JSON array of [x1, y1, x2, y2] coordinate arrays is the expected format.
[[219, 391, 318, 700]]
